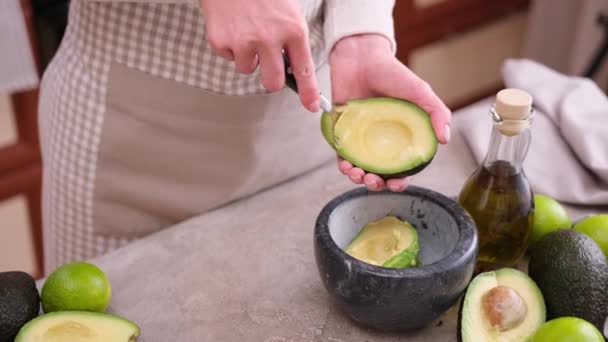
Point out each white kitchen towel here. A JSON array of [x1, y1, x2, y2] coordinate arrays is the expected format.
[[458, 58, 608, 205], [0, 0, 39, 94]]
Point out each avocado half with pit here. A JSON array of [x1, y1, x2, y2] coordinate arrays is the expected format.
[[321, 97, 438, 178], [14, 311, 140, 341], [458, 268, 546, 342], [344, 216, 419, 268]]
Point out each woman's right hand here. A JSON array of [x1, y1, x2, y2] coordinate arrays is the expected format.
[[200, 0, 321, 112]]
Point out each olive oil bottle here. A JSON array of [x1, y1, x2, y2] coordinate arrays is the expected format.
[[458, 88, 535, 273]]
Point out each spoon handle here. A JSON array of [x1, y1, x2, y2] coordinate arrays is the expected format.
[[282, 53, 333, 113]]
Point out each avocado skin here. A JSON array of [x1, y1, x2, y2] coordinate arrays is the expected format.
[[528, 229, 608, 332], [374, 157, 434, 180], [0, 271, 40, 342], [456, 294, 465, 342], [342, 156, 434, 180]]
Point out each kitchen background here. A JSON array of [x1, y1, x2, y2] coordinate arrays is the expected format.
[[2, 0, 607, 279]]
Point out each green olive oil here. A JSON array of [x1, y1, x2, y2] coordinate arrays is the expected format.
[[458, 89, 535, 273]]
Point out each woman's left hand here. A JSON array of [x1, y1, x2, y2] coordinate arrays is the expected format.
[[329, 34, 452, 192]]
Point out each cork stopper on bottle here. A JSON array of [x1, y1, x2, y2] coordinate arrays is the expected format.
[[494, 88, 533, 136]]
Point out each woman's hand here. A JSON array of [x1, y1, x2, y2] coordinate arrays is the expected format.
[[329, 34, 451, 192], [200, 0, 320, 112]]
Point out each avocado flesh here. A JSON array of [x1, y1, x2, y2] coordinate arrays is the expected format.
[[459, 268, 545, 342], [320, 106, 343, 151], [528, 229, 608, 332], [344, 216, 419, 268], [0, 271, 40, 342], [14, 311, 140, 342], [321, 97, 437, 178]]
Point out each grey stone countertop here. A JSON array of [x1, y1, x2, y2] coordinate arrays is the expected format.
[[37, 101, 601, 341]]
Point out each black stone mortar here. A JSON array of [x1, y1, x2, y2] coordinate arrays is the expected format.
[[314, 186, 478, 332]]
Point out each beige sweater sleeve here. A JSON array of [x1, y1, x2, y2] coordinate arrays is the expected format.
[[323, 0, 397, 54]]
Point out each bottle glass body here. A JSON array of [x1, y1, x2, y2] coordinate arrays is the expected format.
[[458, 106, 534, 273]]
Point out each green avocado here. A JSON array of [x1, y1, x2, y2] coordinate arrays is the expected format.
[[321, 97, 438, 178], [0, 271, 40, 342], [528, 229, 608, 332], [458, 268, 546, 342], [344, 216, 419, 268], [14, 311, 140, 342]]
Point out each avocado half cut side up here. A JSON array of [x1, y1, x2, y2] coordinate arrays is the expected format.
[[14, 311, 140, 342], [321, 97, 438, 179], [458, 268, 546, 342], [344, 216, 419, 268]]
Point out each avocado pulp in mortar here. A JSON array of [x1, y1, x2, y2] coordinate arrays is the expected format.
[[344, 216, 420, 268], [321, 97, 438, 178]]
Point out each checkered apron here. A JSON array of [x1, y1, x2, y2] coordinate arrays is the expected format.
[[38, 0, 330, 273]]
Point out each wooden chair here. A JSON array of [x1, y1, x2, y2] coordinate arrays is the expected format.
[[393, 0, 531, 110], [0, 0, 44, 279]]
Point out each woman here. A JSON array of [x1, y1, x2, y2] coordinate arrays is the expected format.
[[38, 0, 451, 272]]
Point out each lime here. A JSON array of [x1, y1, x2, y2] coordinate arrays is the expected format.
[[573, 214, 608, 257], [529, 194, 571, 246], [41, 261, 112, 313], [531, 317, 604, 342]]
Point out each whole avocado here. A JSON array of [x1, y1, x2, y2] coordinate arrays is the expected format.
[[0, 271, 40, 342], [528, 229, 608, 332]]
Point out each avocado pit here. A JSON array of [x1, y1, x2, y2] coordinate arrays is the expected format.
[[482, 285, 528, 332]]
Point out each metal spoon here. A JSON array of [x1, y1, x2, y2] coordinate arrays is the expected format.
[[282, 53, 333, 113]]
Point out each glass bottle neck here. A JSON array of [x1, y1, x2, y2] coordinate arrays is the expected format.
[[483, 109, 532, 175]]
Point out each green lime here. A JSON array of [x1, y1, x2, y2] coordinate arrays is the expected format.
[[573, 214, 608, 257], [530, 194, 571, 246], [531, 317, 604, 342], [41, 261, 112, 313]]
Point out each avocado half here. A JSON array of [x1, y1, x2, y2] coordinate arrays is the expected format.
[[321, 97, 438, 178], [458, 268, 546, 342], [14, 311, 140, 342], [344, 216, 419, 268]]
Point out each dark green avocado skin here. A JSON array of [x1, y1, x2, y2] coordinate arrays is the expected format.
[[456, 295, 465, 342], [0, 271, 40, 342], [374, 157, 435, 180], [528, 229, 608, 332], [342, 156, 434, 180]]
